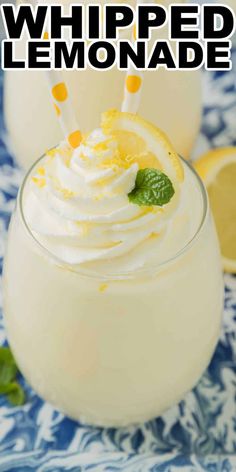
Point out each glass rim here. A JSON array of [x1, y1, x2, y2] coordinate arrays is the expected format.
[[17, 153, 209, 280]]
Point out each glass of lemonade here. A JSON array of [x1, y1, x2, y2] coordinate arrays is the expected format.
[[3, 111, 223, 427]]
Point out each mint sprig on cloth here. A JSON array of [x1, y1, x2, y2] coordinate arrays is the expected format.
[[0, 347, 25, 406]]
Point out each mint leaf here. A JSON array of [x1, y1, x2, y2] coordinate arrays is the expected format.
[[128, 168, 175, 207], [0, 347, 18, 384], [0, 383, 16, 394], [7, 383, 25, 406], [0, 382, 25, 406], [0, 347, 26, 406]]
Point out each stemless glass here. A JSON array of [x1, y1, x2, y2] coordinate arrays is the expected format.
[[3, 157, 223, 427]]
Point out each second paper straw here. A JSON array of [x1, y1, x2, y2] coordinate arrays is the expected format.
[[122, 0, 151, 113]]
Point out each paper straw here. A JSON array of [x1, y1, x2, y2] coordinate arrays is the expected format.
[[43, 31, 82, 149], [121, 0, 150, 113], [121, 31, 143, 113], [45, 70, 82, 149]]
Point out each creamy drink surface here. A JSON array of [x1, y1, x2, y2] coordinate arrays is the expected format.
[[3, 113, 223, 426]]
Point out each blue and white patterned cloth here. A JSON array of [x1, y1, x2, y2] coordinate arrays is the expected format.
[[0, 63, 236, 472]]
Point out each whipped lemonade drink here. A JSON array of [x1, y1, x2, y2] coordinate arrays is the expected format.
[[3, 111, 222, 426]]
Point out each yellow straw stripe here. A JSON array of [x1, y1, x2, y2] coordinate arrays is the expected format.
[[54, 103, 61, 117], [52, 82, 68, 102], [126, 75, 142, 94], [68, 130, 82, 148]]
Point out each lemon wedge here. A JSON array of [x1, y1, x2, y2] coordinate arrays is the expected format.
[[194, 147, 236, 273], [102, 109, 184, 183]]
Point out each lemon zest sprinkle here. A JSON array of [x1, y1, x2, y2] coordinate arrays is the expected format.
[[150, 232, 158, 239], [46, 148, 57, 158], [57, 187, 75, 200], [99, 283, 108, 293], [93, 140, 111, 152], [32, 177, 46, 188], [37, 167, 45, 176]]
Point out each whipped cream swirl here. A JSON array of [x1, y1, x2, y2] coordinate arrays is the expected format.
[[23, 129, 193, 274]]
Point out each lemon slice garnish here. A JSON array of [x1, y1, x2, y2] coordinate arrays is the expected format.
[[195, 147, 236, 274], [102, 109, 184, 183]]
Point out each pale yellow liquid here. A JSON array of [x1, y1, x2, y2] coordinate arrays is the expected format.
[[4, 0, 202, 169], [3, 161, 223, 427]]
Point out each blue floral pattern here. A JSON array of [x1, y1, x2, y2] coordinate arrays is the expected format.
[[0, 60, 236, 471]]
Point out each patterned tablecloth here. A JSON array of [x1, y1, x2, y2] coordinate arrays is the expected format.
[[0, 61, 236, 472]]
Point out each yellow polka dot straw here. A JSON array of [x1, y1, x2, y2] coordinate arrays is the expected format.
[[45, 70, 82, 149], [121, 0, 150, 114], [122, 71, 143, 113], [43, 29, 81, 149]]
